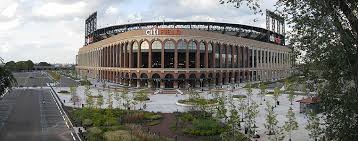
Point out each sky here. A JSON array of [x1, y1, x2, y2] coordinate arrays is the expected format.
[[0, 0, 277, 64]]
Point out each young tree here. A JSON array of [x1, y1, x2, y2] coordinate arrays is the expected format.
[[264, 102, 278, 135], [273, 87, 281, 106], [283, 107, 299, 141], [85, 85, 94, 108], [245, 83, 259, 138], [96, 93, 104, 109], [0, 61, 17, 96], [306, 110, 322, 141], [107, 90, 113, 109], [259, 83, 267, 105], [70, 85, 79, 106], [287, 83, 295, 105], [113, 89, 121, 109]]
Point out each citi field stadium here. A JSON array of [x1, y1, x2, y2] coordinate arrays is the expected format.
[[76, 12, 293, 88]]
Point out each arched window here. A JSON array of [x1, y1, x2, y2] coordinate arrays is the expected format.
[[140, 41, 149, 68], [151, 41, 161, 68], [221, 45, 226, 68], [188, 41, 196, 68], [132, 42, 138, 68], [177, 40, 186, 68], [215, 44, 220, 68], [164, 41, 175, 68], [199, 42, 205, 68], [228, 46, 232, 68], [208, 43, 213, 68]]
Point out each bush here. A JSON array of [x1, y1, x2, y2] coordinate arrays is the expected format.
[[83, 119, 93, 127], [183, 118, 222, 136], [87, 127, 103, 141], [232, 95, 247, 99], [80, 80, 92, 86], [144, 113, 162, 120], [104, 130, 140, 141], [145, 120, 161, 126], [123, 112, 145, 123], [58, 90, 70, 94]]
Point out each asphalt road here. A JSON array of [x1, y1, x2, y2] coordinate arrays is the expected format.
[[13, 72, 52, 87], [57, 75, 79, 87], [0, 72, 75, 141]]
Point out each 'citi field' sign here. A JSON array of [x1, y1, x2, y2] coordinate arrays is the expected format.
[[145, 28, 182, 36]]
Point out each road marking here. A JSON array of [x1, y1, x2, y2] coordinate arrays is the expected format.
[[65, 121, 69, 128], [71, 132, 76, 141]]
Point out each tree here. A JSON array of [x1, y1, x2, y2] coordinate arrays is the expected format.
[[70, 85, 79, 106], [85, 85, 94, 108], [306, 110, 323, 141], [245, 83, 259, 138], [273, 87, 281, 106], [107, 90, 113, 109], [96, 94, 104, 109], [264, 102, 278, 136], [275, 0, 358, 139], [283, 107, 299, 141], [113, 89, 121, 109], [286, 83, 295, 105], [259, 83, 267, 105], [0, 63, 17, 96]]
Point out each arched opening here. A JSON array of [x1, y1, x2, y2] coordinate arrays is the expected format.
[[140, 41, 149, 68], [208, 43, 213, 68], [234, 72, 238, 83], [215, 73, 220, 86], [164, 74, 174, 88], [152, 73, 161, 88], [222, 72, 227, 85], [222, 45, 227, 68], [131, 73, 137, 87], [151, 41, 161, 68], [215, 44, 221, 68], [228, 46, 232, 68], [199, 42, 205, 68], [229, 72, 233, 83], [178, 74, 186, 88], [240, 71, 243, 83], [188, 41, 196, 68], [189, 74, 196, 88], [125, 73, 129, 85], [140, 73, 148, 87], [164, 41, 175, 68], [199, 73, 206, 88], [132, 42, 138, 68], [177, 40, 186, 68], [208, 73, 213, 87]]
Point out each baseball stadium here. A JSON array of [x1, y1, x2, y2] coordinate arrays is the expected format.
[[76, 12, 293, 89]]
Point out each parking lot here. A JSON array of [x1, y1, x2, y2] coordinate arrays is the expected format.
[[13, 72, 52, 87]]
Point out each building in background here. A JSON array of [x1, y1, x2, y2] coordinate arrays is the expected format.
[[76, 12, 293, 88]]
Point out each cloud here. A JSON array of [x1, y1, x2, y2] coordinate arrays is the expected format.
[[105, 6, 119, 15], [32, 1, 87, 18], [1, 2, 18, 18], [0, 18, 22, 31]]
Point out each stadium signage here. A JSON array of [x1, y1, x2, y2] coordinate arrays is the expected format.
[[269, 34, 281, 44], [145, 28, 181, 36]]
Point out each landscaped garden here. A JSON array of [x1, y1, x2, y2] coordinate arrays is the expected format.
[[68, 107, 169, 141]]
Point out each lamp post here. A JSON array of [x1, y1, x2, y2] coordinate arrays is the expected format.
[[200, 79, 203, 92]]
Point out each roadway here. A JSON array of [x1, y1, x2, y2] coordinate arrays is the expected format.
[[0, 71, 76, 141]]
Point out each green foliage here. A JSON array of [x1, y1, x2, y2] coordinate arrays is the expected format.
[[104, 130, 140, 141], [306, 110, 323, 140], [183, 118, 223, 136], [80, 80, 92, 86], [4, 60, 34, 71], [283, 107, 299, 140], [87, 127, 103, 141], [48, 71, 61, 82], [83, 119, 93, 127], [0, 66, 17, 96], [273, 87, 281, 104], [264, 102, 279, 135], [144, 112, 162, 120]]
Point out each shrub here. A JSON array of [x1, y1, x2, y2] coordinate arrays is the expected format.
[[232, 95, 247, 99], [87, 127, 103, 141], [104, 130, 140, 141], [58, 90, 70, 94], [144, 113, 162, 120], [83, 119, 93, 127], [80, 80, 92, 86], [123, 112, 145, 123]]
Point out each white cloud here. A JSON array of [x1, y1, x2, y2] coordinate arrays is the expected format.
[[105, 6, 119, 15], [32, 1, 87, 17], [0, 18, 21, 31], [1, 2, 18, 18], [0, 42, 9, 53]]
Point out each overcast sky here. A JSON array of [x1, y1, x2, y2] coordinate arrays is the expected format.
[[0, 0, 277, 64]]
